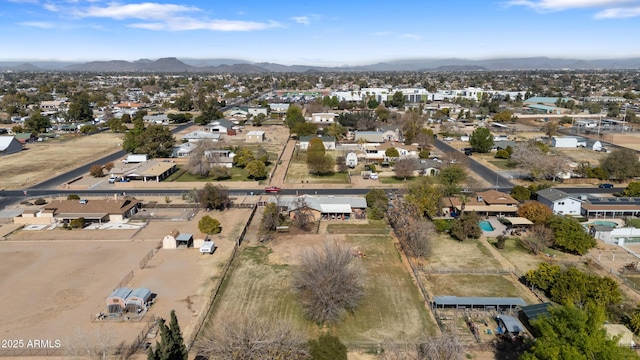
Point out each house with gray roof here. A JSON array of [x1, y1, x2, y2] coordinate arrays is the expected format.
[[299, 135, 336, 150], [172, 142, 198, 158], [354, 131, 385, 143], [536, 188, 583, 216], [182, 131, 221, 142], [205, 119, 236, 134], [269, 195, 366, 221]]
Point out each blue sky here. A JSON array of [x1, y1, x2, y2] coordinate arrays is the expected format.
[[2, 0, 640, 65]]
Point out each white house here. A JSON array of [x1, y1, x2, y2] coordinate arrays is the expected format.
[[204, 149, 235, 168], [536, 188, 583, 216], [310, 112, 338, 124], [269, 103, 290, 113], [172, 142, 198, 158], [182, 131, 221, 142], [345, 152, 358, 168], [551, 136, 578, 148], [204, 119, 235, 134]]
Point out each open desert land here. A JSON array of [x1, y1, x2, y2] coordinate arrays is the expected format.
[[0, 132, 123, 190], [0, 207, 251, 355], [205, 226, 437, 347]]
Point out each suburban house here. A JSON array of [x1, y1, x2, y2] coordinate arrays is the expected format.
[[39, 100, 65, 111], [345, 152, 358, 168], [223, 107, 249, 118], [204, 149, 235, 168], [245, 130, 266, 143], [268, 103, 290, 114], [270, 195, 367, 221], [299, 135, 336, 150], [172, 142, 198, 158], [378, 126, 402, 142], [143, 114, 169, 124], [310, 112, 338, 124], [204, 119, 236, 135], [354, 131, 385, 143], [535, 188, 583, 216], [182, 131, 222, 142], [414, 159, 443, 176], [0, 136, 23, 155], [523, 96, 577, 107], [596, 227, 640, 246], [35, 198, 140, 225], [125, 161, 178, 182], [114, 102, 144, 110], [577, 138, 603, 151], [581, 197, 640, 219], [441, 190, 519, 217]]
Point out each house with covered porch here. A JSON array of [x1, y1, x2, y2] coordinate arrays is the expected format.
[[269, 195, 367, 221], [581, 197, 640, 219], [441, 190, 519, 217]]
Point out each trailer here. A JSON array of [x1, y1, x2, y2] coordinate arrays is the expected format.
[[200, 241, 215, 255], [123, 154, 148, 164]]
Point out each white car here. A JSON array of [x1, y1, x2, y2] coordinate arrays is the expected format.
[[370, 173, 379, 180], [443, 137, 454, 141]]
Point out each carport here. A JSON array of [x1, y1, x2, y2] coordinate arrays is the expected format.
[[432, 296, 526, 311], [502, 217, 533, 229]]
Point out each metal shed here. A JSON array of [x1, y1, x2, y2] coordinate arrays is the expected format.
[[124, 287, 152, 312], [432, 296, 526, 310], [106, 288, 132, 314], [176, 233, 193, 248]]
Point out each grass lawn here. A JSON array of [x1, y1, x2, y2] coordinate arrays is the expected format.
[[379, 176, 416, 184], [286, 158, 350, 184], [326, 223, 389, 235], [487, 159, 514, 170], [163, 165, 271, 182], [207, 235, 436, 344], [427, 234, 502, 269], [626, 218, 640, 228], [427, 274, 526, 298]]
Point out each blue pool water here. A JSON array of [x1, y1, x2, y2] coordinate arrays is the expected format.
[[585, 220, 618, 228], [479, 220, 495, 232]]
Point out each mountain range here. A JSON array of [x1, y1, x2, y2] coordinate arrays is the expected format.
[[1, 56, 640, 73]]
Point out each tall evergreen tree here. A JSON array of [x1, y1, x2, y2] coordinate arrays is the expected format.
[[148, 310, 188, 360]]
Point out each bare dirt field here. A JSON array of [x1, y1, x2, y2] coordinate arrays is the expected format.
[[0, 207, 251, 355], [420, 234, 502, 270], [0, 132, 123, 190]]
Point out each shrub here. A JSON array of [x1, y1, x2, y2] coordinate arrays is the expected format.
[[67, 194, 80, 200], [495, 235, 507, 249], [433, 219, 452, 232], [33, 198, 46, 205], [495, 149, 510, 159]]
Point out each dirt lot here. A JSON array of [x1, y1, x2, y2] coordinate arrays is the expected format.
[[0, 132, 123, 190], [0, 207, 251, 354]]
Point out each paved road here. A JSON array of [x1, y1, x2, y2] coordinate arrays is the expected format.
[[432, 139, 515, 188]]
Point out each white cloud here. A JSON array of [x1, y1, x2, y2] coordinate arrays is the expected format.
[[505, 0, 636, 11], [292, 16, 310, 25], [401, 33, 422, 40], [129, 18, 282, 31], [19, 21, 56, 28], [595, 5, 640, 16], [76, 2, 200, 20]]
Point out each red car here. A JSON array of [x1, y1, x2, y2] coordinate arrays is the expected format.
[[264, 186, 281, 193]]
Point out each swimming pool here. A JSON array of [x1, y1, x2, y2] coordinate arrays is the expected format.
[[479, 220, 495, 232], [585, 220, 618, 228]]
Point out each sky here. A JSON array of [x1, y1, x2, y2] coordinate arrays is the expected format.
[[2, 0, 640, 65]]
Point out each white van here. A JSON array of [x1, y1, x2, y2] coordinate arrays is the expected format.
[[200, 241, 215, 255]]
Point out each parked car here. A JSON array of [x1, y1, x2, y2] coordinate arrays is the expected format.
[[264, 186, 281, 193], [464, 150, 473, 156], [599, 183, 614, 188]]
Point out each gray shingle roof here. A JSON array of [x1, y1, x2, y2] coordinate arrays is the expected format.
[[536, 188, 572, 202]]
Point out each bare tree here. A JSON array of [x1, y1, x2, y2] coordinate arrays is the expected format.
[[394, 158, 416, 179], [387, 200, 433, 257], [66, 327, 131, 360], [291, 240, 366, 323], [187, 139, 218, 176], [380, 332, 466, 360], [521, 224, 554, 255], [292, 196, 315, 231], [195, 314, 308, 360], [510, 141, 568, 181]]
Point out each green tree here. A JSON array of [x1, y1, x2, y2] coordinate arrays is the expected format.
[[69, 217, 85, 229], [285, 104, 305, 132], [387, 91, 405, 108], [307, 137, 326, 157], [67, 92, 93, 122], [602, 148, 640, 180], [245, 160, 267, 179], [450, 211, 482, 241], [252, 113, 266, 126], [438, 165, 467, 196], [492, 110, 513, 122], [469, 127, 494, 153], [546, 215, 596, 255], [308, 334, 347, 360], [233, 148, 255, 168], [24, 110, 51, 134], [67, 194, 80, 200], [122, 119, 146, 154], [149, 310, 188, 360], [174, 93, 193, 111], [325, 122, 346, 140], [406, 177, 443, 218], [292, 121, 318, 136], [365, 189, 388, 220], [384, 147, 399, 158], [261, 202, 282, 232], [196, 184, 230, 210], [79, 124, 98, 134], [510, 185, 531, 202], [521, 304, 638, 360], [495, 149, 510, 159], [542, 121, 560, 138], [625, 182, 640, 196], [198, 215, 221, 234], [138, 124, 175, 158], [367, 98, 379, 109]]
